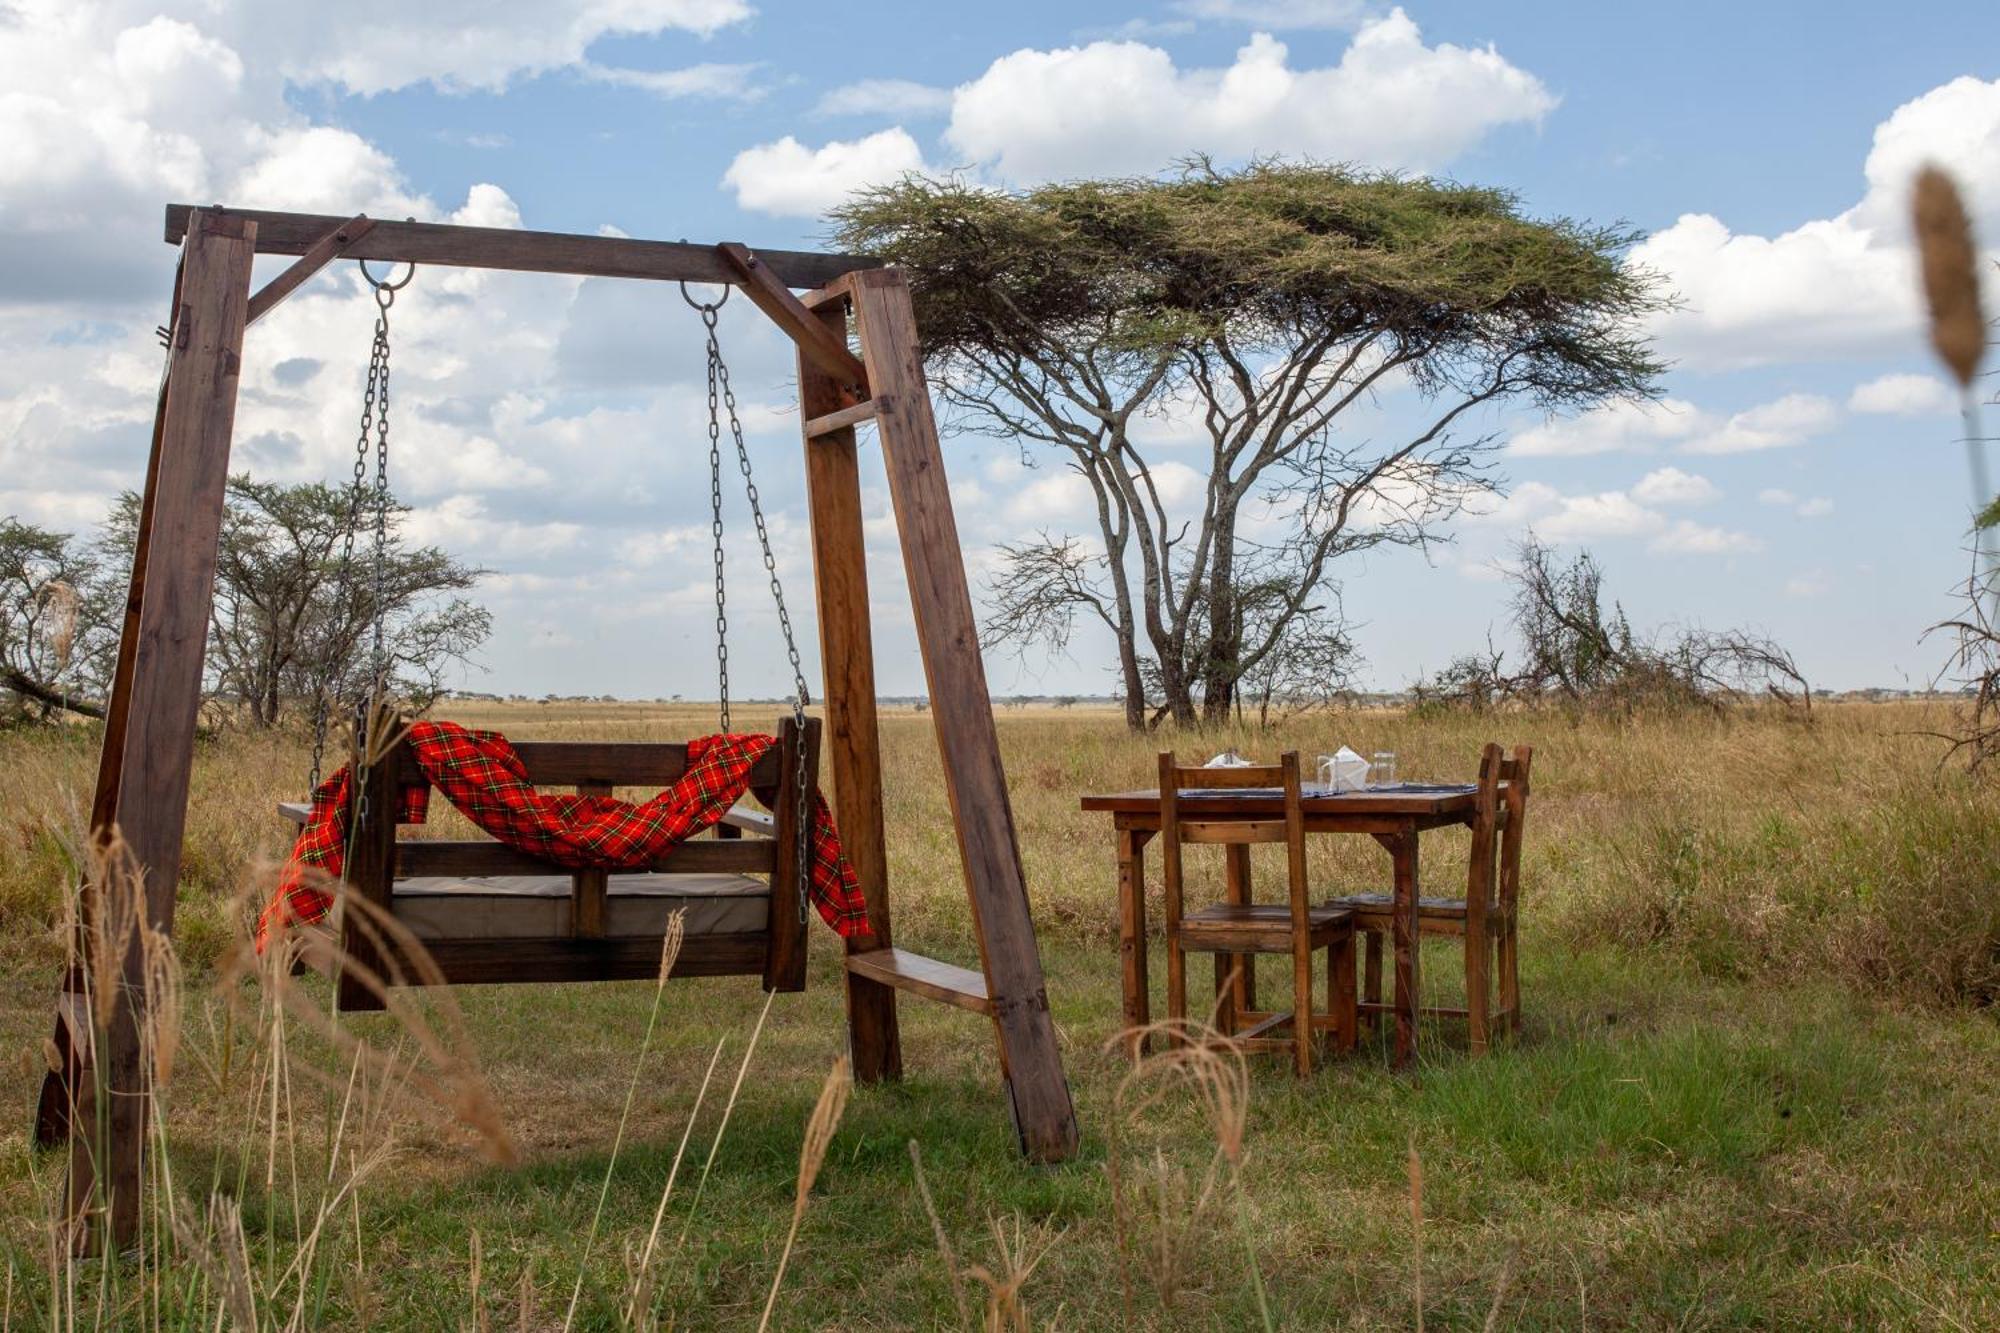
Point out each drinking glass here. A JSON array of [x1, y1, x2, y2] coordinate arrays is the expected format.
[[1316, 754, 1338, 790], [1370, 751, 1397, 787]]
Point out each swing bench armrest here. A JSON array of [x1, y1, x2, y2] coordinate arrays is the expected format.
[[277, 801, 312, 826]]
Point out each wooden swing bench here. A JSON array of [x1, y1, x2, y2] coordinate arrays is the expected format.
[[276, 717, 827, 1010]]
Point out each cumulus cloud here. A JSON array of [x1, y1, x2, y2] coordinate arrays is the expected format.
[[1172, 0, 1369, 27], [1471, 480, 1759, 556], [1633, 75, 2000, 370], [1512, 393, 1839, 457], [1630, 467, 1719, 506], [1510, 397, 1704, 457], [722, 129, 930, 217], [728, 11, 1553, 215], [814, 78, 954, 118], [1682, 394, 1839, 455], [1848, 372, 1957, 415]]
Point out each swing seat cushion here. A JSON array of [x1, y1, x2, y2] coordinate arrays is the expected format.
[[390, 872, 769, 941]]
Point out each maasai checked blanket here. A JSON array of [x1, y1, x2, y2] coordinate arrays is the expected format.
[[258, 720, 871, 948]]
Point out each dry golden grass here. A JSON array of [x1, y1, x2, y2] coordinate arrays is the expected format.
[[1, 699, 1996, 1328]]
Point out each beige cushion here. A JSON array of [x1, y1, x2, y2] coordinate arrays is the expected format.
[[391, 872, 768, 940]]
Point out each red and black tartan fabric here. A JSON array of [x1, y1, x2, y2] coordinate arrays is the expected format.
[[258, 720, 872, 948]]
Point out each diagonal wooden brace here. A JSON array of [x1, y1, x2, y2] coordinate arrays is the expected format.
[[717, 242, 869, 402], [246, 215, 377, 326]]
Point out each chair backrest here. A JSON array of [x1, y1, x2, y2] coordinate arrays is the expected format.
[[1156, 752, 1309, 933], [1497, 744, 1532, 911]]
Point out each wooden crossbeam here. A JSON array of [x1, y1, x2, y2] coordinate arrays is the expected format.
[[246, 215, 375, 326], [166, 205, 876, 289], [717, 242, 869, 396], [805, 399, 880, 439]]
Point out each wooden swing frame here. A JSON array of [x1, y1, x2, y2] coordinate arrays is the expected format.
[[48, 204, 1080, 1251]]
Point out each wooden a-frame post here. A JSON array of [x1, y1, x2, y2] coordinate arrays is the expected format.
[[49, 205, 1077, 1249]]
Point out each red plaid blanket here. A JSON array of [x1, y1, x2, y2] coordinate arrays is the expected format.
[[258, 720, 871, 948]]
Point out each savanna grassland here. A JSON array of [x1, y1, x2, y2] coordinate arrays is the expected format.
[[1, 700, 1997, 1329]]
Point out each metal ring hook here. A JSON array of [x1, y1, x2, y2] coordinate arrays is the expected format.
[[678, 279, 731, 314], [359, 258, 417, 293]]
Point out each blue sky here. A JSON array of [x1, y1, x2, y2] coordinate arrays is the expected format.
[[5, 0, 1999, 699]]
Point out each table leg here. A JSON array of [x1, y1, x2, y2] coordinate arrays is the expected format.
[[1391, 828, 1422, 1070], [1224, 842, 1256, 1014], [1117, 828, 1152, 1056]]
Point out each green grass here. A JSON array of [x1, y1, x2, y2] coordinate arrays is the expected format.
[[1, 703, 1997, 1327]]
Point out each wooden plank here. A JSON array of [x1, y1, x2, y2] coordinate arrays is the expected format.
[[1179, 819, 1290, 844], [166, 205, 876, 289], [718, 242, 869, 396], [246, 215, 375, 326], [761, 717, 818, 993], [396, 838, 775, 878], [1389, 828, 1422, 1070], [849, 268, 1077, 1162], [413, 932, 770, 985], [846, 948, 993, 1015], [570, 781, 613, 940], [1116, 828, 1150, 1057], [798, 293, 901, 1082], [338, 740, 400, 1012], [1224, 842, 1256, 1014], [805, 399, 880, 438], [82, 209, 256, 1251], [799, 276, 855, 311]]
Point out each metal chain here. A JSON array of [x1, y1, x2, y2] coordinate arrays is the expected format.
[[692, 289, 815, 922], [703, 304, 731, 733], [307, 263, 409, 803]]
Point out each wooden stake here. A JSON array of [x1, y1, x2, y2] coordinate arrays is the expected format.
[[846, 269, 1079, 1162], [72, 209, 255, 1250]]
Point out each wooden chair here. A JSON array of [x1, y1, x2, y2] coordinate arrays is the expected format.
[[1159, 752, 1358, 1076], [1338, 743, 1532, 1054], [285, 717, 821, 1010]]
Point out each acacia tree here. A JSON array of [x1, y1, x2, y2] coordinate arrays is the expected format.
[[836, 160, 1665, 728], [102, 477, 490, 726], [0, 518, 116, 720]]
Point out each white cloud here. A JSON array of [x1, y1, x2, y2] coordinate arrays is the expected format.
[[1757, 488, 1834, 518], [1848, 372, 1958, 415], [1513, 393, 1839, 458], [1633, 75, 2000, 370], [814, 79, 954, 118], [1510, 397, 1704, 457], [947, 18, 1554, 183], [1652, 520, 1761, 555], [1630, 467, 1719, 506], [1171, 0, 1368, 28], [1682, 394, 1839, 455], [580, 62, 763, 101], [735, 11, 1553, 215], [1785, 570, 1831, 598], [722, 129, 930, 217], [1472, 480, 1758, 557]]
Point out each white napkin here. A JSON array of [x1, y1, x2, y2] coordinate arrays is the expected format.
[[1204, 749, 1253, 768], [1321, 746, 1370, 792]]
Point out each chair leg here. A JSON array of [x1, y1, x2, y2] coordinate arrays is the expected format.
[[1497, 919, 1519, 1040], [1212, 952, 1236, 1038], [1330, 933, 1357, 1053], [1292, 939, 1313, 1078], [1362, 929, 1383, 1033], [1166, 931, 1187, 1045], [1466, 924, 1491, 1056]]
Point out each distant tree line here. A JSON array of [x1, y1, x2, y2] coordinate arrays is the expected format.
[[0, 477, 488, 727]]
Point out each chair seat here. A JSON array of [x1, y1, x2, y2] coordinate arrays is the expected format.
[[1178, 902, 1351, 953], [391, 872, 768, 940]]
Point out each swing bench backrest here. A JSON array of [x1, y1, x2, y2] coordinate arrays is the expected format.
[[328, 716, 820, 1010]]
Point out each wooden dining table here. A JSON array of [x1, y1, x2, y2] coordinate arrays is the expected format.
[[1078, 782, 1483, 1068]]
